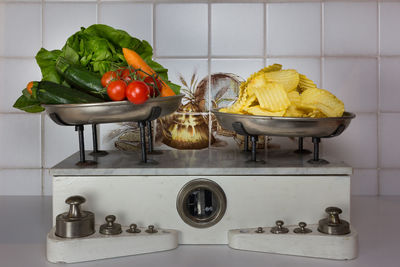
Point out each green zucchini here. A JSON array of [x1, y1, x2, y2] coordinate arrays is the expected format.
[[56, 57, 108, 99], [32, 81, 104, 104]]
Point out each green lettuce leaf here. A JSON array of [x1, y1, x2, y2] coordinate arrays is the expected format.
[[13, 90, 44, 113]]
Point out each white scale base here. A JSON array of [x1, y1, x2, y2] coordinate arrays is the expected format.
[[47, 224, 358, 263], [229, 225, 358, 260], [46, 226, 178, 263]]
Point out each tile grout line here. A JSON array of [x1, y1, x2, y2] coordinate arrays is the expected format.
[[320, 1, 324, 155], [264, 2, 267, 66], [377, 0, 381, 196], [208, 1, 212, 148], [40, 0, 45, 196]]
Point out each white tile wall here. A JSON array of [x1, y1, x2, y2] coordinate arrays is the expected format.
[[379, 2, 400, 55], [0, 0, 399, 196], [43, 114, 93, 168], [380, 57, 400, 112], [379, 113, 400, 169], [322, 113, 378, 169], [211, 4, 263, 56], [0, 58, 42, 113], [0, 114, 42, 168], [324, 2, 378, 55], [267, 2, 321, 56], [43, 3, 97, 50], [155, 4, 208, 57], [0, 3, 42, 57], [323, 57, 378, 113]]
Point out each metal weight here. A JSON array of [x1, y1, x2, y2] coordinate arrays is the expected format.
[[55, 195, 95, 238]]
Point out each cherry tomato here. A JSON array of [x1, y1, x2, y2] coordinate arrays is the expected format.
[[120, 68, 133, 83], [101, 71, 118, 87], [144, 76, 162, 97], [107, 80, 127, 101], [26, 81, 34, 95], [126, 81, 150, 104]]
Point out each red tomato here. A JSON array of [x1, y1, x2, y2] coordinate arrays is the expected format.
[[107, 80, 127, 101], [126, 81, 150, 104], [120, 68, 133, 83], [144, 76, 162, 97], [101, 71, 118, 87]]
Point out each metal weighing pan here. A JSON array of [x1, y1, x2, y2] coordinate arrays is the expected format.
[[44, 94, 183, 125], [212, 109, 355, 138]]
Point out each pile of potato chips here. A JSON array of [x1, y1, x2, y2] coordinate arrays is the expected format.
[[219, 64, 344, 118]]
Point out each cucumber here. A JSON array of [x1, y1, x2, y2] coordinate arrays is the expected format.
[[32, 81, 104, 104], [56, 57, 108, 99]]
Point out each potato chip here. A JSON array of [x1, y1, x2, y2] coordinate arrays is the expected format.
[[283, 105, 306, 117], [218, 64, 345, 118], [265, 69, 300, 92], [287, 91, 301, 106], [239, 64, 282, 96], [253, 83, 290, 112], [300, 88, 344, 117], [246, 105, 286, 116]]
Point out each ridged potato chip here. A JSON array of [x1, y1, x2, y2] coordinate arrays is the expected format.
[[246, 105, 286, 116], [264, 69, 300, 92], [253, 83, 290, 112], [297, 74, 317, 93], [284, 105, 306, 117], [300, 88, 344, 117]]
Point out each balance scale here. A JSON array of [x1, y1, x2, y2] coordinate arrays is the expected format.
[[47, 148, 358, 263]]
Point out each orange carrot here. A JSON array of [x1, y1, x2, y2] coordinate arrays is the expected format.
[[122, 48, 175, 97]]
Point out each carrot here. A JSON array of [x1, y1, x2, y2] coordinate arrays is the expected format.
[[27, 81, 34, 95], [122, 48, 175, 97]]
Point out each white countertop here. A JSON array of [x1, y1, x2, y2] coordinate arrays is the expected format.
[[1, 196, 399, 267]]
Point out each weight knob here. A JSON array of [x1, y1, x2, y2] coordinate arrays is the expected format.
[[255, 227, 264, 233], [270, 220, 289, 234], [100, 215, 122, 235], [126, 223, 141, 234], [294, 222, 312, 234], [145, 225, 158, 234]]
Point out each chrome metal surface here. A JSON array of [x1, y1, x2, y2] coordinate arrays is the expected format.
[[270, 220, 289, 234], [44, 94, 183, 125], [318, 207, 350, 235], [212, 109, 355, 137], [55, 195, 95, 238], [176, 179, 227, 229], [294, 222, 312, 234], [99, 215, 122, 235]]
